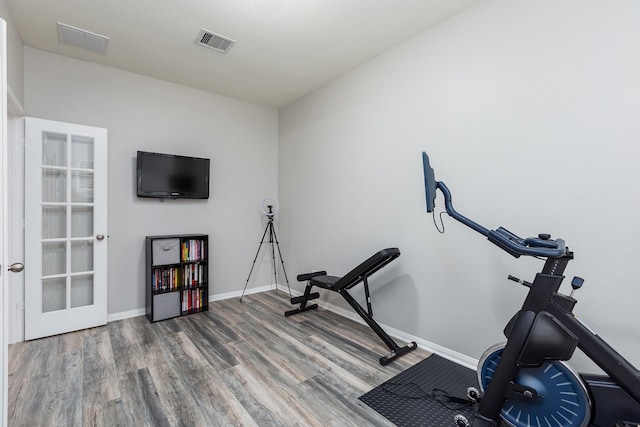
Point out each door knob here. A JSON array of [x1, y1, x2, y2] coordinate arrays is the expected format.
[[8, 262, 24, 273], [96, 234, 105, 241]]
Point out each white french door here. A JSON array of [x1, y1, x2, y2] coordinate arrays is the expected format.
[[24, 117, 108, 340]]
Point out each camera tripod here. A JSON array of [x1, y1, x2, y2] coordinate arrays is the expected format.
[[240, 205, 291, 302]]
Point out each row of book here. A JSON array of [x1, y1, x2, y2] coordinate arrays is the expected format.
[[182, 288, 206, 312], [152, 264, 206, 292], [182, 239, 206, 262], [152, 267, 180, 292], [183, 263, 206, 288]]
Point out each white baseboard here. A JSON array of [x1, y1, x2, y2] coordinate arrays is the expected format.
[[107, 285, 478, 369], [287, 287, 478, 370], [212, 284, 271, 301], [107, 308, 146, 322], [106, 284, 285, 322], [212, 283, 293, 301]]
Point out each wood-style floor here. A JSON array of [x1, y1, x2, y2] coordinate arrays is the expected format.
[[8, 291, 430, 426]]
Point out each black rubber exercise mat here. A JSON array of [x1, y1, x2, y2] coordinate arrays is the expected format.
[[359, 354, 478, 426]]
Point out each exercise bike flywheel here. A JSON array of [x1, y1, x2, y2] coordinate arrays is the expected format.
[[477, 343, 591, 427]]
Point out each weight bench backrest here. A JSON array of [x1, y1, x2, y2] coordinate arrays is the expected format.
[[330, 247, 401, 291]]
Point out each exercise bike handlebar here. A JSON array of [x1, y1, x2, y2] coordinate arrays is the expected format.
[[436, 181, 567, 259]]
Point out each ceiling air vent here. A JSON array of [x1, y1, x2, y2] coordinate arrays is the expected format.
[[196, 29, 235, 53], [57, 22, 109, 54]]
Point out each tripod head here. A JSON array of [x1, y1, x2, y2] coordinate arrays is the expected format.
[[261, 197, 279, 221]]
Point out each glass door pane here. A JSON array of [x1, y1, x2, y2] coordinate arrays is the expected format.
[[71, 240, 93, 273], [71, 135, 94, 168], [71, 171, 94, 203], [71, 274, 94, 308], [42, 206, 66, 238], [71, 206, 93, 237], [42, 241, 66, 276], [42, 132, 67, 166], [42, 278, 66, 313], [42, 168, 66, 202]]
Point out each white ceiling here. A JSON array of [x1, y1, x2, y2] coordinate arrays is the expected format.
[[7, 0, 478, 108]]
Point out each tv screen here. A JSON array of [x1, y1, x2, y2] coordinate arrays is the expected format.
[[137, 151, 210, 199], [422, 151, 436, 212]]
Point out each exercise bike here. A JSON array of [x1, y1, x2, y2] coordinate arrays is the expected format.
[[421, 151, 640, 427]]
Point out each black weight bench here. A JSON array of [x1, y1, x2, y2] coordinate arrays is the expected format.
[[285, 247, 417, 365]]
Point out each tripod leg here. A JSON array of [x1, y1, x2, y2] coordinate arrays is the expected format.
[[268, 222, 279, 294], [270, 224, 291, 298], [240, 222, 270, 302]]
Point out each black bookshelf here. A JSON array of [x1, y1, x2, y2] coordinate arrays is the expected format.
[[145, 234, 208, 322]]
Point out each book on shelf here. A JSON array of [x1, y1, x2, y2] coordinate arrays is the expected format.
[[182, 239, 206, 262], [181, 288, 206, 312], [152, 267, 180, 292], [181, 263, 205, 288]]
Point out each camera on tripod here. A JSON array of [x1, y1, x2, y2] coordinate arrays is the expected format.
[[239, 197, 290, 302]]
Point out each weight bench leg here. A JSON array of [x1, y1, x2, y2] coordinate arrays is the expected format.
[[341, 289, 417, 365], [285, 282, 320, 317]]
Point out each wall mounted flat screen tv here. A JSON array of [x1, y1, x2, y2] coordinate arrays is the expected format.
[[137, 151, 210, 199]]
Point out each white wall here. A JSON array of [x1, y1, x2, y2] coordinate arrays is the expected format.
[[24, 47, 279, 317], [279, 0, 640, 370], [0, 0, 24, 106]]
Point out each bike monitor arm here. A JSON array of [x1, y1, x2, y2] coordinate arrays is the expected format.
[[422, 151, 566, 259]]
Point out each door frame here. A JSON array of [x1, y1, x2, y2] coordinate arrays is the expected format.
[[7, 91, 24, 345], [1, 18, 9, 427]]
